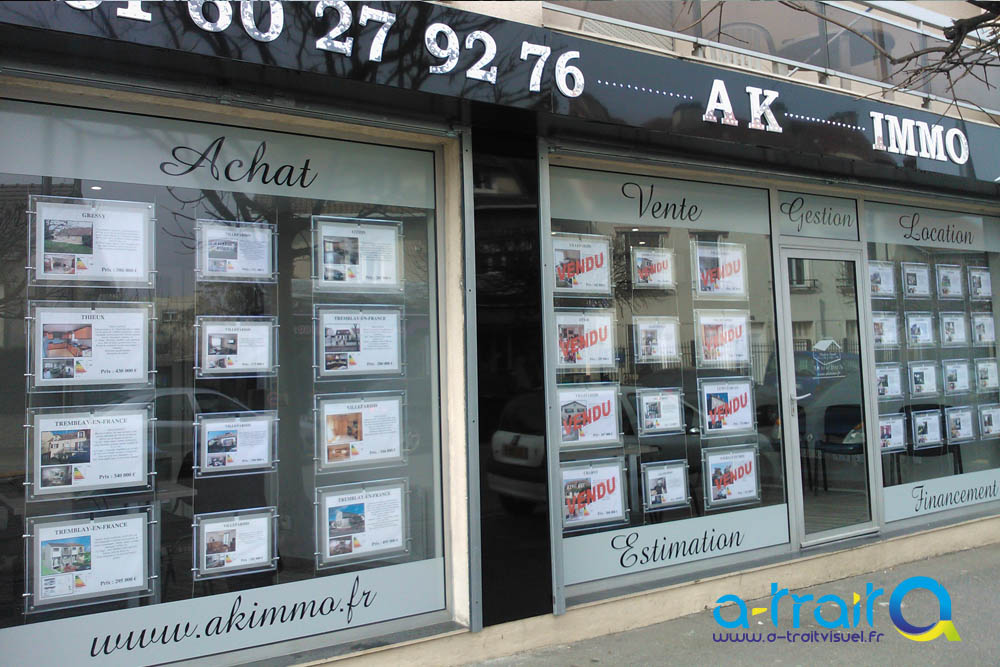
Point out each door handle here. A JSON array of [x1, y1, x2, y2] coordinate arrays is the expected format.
[[794, 393, 812, 400]]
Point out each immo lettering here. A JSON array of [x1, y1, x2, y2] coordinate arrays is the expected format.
[[713, 576, 961, 642], [562, 401, 612, 435], [160, 136, 318, 188], [870, 112, 969, 165]]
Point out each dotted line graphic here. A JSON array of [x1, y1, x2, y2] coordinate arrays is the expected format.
[[783, 112, 865, 132], [596, 78, 695, 100]]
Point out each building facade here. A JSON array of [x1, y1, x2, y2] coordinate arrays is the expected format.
[[0, 1, 998, 664]]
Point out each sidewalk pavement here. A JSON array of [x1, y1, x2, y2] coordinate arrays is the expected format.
[[474, 543, 1000, 666]]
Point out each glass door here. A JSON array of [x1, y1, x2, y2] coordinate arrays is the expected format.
[[778, 248, 877, 544]]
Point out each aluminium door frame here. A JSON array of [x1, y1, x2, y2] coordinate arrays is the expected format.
[[773, 242, 884, 547]]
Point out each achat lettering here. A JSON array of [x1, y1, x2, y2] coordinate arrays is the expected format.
[[160, 136, 318, 188]]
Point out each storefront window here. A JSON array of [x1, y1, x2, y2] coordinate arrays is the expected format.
[[866, 202, 1000, 522], [0, 99, 447, 661], [545, 165, 787, 586]]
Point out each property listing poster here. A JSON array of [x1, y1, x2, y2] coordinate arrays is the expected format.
[[693, 242, 747, 298], [940, 312, 968, 346], [909, 361, 939, 396], [555, 310, 615, 371], [976, 358, 999, 392], [637, 389, 683, 435], [878, 413, 906, 453], [912, 410, 943, 448], [936, 264, 964, 299], [198, 511, 273, 576], [200, 319, 273, 375], [705, 447, 758, 508], [944, 360, 972, 394], [631, 247, 675, 288], [868, 261, 896, 297], [33, 408, 147, 496], [32, 512, 147, 607], [553, 233, 611, 294], [34, 305, 148, 388], [558, 384, 620, 448], [562, 460, 625, 529], [35, 198, 151, 284], [643, 461, 688, 510], [316, 219, 400, 290], [979, 404, 1000, 439], [972, 313, 997, 345], [198, 413, 274, 473], [905, 312, 935, 347], [696, 310, 750, 367], [633, 317, 680, 363], [700, 378, 755, 436], [872, 312, 900, 348], [946, 406, 976, 443], [901, 262, 931, 298], [969, 267, 993, 300], [875, 363, 903, 399], [198, 220, 273, 281], [319, 394, 403, 468], [318, 308, 401, 376], [321, 483, 405, 564]]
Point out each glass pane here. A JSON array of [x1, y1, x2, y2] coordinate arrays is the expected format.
[[786, 257, 872, 535]]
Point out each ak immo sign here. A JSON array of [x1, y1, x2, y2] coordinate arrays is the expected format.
[[702, 79, 970, 165]]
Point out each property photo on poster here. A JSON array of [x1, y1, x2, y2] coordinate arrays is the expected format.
[[699, 377, 755, 437], [940, 312, 969, 347], [979, 404, 1000, 439], [31, 512, 147, 608], [32, 407, 147, 496], [868, 261, 896, 298], [909, 361, 940, 396], [552, 233, 612, 295], [318, 393, 403, 469], [703, 445, 759, 509], [946, 406, 976, 444], [197, 412, 275, 475], [875, 363, 903, 400], [199, 318, 275, 376], [558, 384, 621, 449], [633, 316, 680, 364], [631, 247, 675, 289], [642, 460, 689, 511], [314, 218, 400, 290], [33, 304, 149, 388], [972, 313, 997, 345], [901, 262, 931, 298], [969, 266, 992, 300], [34, 197, 153, 286], [555, 309, 616, 371], [636, 388, 684, 435], [196, 510, 274, 578], [198, 220, 274, 281], [561, 459, 626, 530], [317, 307, 402, 377], [936, 264, 964, 299], [692, 241, 747, 299], [912, 410, 943, 448], [872, 312, 900, 349], [976, 358, 1000, 392], [696, 310, 750, 367], [878, 413, 906, 453], [318, 481, 406, 565], [905, 312, 936, 347], [944, 359, 972, 395]]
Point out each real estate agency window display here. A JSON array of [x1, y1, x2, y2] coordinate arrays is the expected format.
[[0, 98, 448, 651], [866, 202, 1000, 521], [545, 164, 788, 587]]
